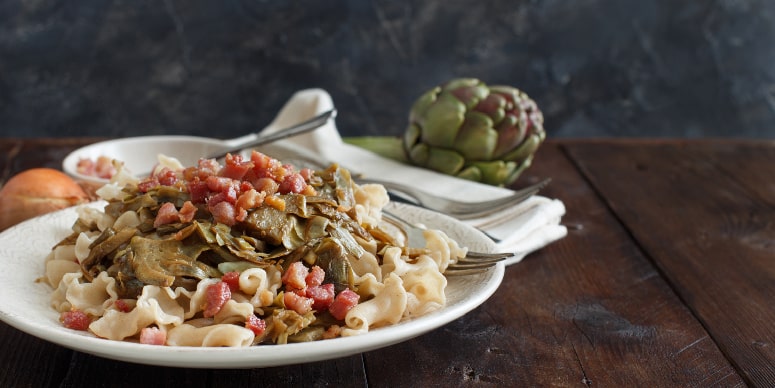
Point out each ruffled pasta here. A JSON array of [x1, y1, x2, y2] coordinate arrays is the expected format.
[[166, 323, 255, 347], [381, 247, 447, 317], [342, 273, 407, 336], [237, 267, 282, 310], [56, 271, 118, 316], [353, 183, 390, 228]]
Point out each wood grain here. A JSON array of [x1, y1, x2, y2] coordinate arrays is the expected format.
[[565, 139, 775, 386], [363, 142, 743, 386]]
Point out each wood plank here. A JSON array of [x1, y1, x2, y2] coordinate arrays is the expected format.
[[364, 141, 743, 386], [564, 139, 775, 386], [0, 323, 73, 387], [0, 139, 23, 184], [0, 138, 100, 176], [56, 351, 366, 387]]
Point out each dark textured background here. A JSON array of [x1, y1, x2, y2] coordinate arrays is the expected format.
[[2, 0, 775, 139]]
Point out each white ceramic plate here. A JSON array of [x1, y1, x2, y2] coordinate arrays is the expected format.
[[0, 201, 504, 368], [62, 135, 239, 185]]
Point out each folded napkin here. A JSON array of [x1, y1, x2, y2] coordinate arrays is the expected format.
[[256, 89, 567, 265]]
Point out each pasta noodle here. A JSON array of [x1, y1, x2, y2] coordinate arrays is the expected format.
[[342, 273, 407, 336], [44, 151, 468, 347], [166, 323, 255, 347]]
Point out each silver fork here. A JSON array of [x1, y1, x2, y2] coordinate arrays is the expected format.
[[139, 109, 337, 178], [381, 211, 513, 276], [359, 177, 551, 220], [286, 156, 549, 220]]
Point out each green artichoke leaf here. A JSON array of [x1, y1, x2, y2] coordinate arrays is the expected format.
[[288, 326, 326, 343], [425, 147, 465, 175], [474, 93, 507, 125], [81, 227, 138, 280], [281, 194, 309, 219], [493, 113, 526, 158], [267, 309, 317, 345], [417, 91, 466, 148], [212, 223, 268, 263], [305, 215, 330, 241], [488, 85, 520, 103], [408, 87, 441, 123], [403, 124, 421, 152], [501, 133, 542, 163], [151, 186, 191, 208], [343, 136, 408, 163], [327, 224, 366, 259], [191, 221, 217, 244], [504, 158, 534, 186], [443, 78, 489, 109], [243, 206, 295, 247], [313, 237, 356, 294], [453, 111, 497, 161], [469, 160, 518, 186], [207, 245, 244, 263], [331, 165, 356, 212], [119, 192, 158, 213], [126, 236, 218, 287], [287, 217, 307, 250], [407, 143, 430, 166], [455, 166, 482, 182]]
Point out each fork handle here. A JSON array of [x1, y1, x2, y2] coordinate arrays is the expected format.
[[208, 109, 337, 160], [356, 178, 424, 204]]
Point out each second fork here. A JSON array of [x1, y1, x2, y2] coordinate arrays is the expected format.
[[359, 177, 550, 220], [283, 155, 548, 220], [381, 210, 513, 275]]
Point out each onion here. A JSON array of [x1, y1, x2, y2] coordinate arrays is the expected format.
[[0, 168, 89, 231]]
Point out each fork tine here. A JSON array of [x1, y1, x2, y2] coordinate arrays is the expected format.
[[444, 263, 498, 276], [460, 251, 514, 260], [451, 180, 545, 211], [450, 178, 551, 220], [381, 211, 510, 275], [447, 261, 500, 269], [457, 254, 511, 265], [447, 185, 544, 219], [356, 177, 550, 219]]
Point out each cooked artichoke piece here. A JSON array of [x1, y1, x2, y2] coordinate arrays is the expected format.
[[81, 227, 138, 281], [119, 192, 159, 213], [304, 215, 331, 241], [114, 271, 145, 299], [266, 308, 316, 345], [313, 238, 355, 293], [331, 165, 356, 212], [243, 206, 296, 247], [312, 164, 357, 213], [149, 186, 190, 207], [288, 326, 325, 343], [217, 261, 275, 274], [124, 236, 219, 287]]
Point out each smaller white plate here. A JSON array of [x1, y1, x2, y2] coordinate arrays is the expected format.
[[0, 201, 503, 368], [62, 136, 232, 185]]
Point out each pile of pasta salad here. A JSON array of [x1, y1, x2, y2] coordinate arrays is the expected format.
[[43, 151, 467, 347]]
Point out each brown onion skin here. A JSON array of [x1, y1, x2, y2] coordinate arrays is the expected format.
[[0, 168, 89, 231]]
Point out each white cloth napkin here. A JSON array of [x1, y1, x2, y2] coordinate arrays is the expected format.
[[255, 89, 567, 265]]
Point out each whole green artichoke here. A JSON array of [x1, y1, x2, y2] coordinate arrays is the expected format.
[[403, 78, 545, 186]]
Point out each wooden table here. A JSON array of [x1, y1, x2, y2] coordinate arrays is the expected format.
[[1, 138, 773, 387]]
